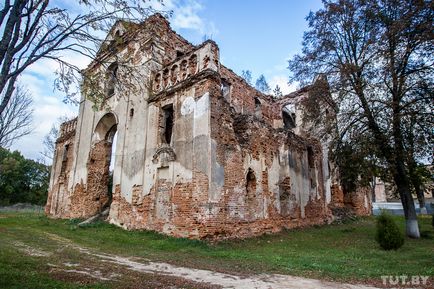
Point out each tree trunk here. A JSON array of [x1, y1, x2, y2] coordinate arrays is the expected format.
[[394, 158, 420, 238], [408, 161, 427, 214], [415, 186, 427, 215]]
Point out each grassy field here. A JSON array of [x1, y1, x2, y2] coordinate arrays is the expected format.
[[0, 212, 433, 288]]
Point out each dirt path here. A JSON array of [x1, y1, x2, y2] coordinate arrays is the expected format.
[[14, 233, 375, 289], [89, 253, 378, 289], [34, 233, 379, 289]]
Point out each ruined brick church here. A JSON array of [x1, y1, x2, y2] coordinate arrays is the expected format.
[[46, 14, 371, 239]]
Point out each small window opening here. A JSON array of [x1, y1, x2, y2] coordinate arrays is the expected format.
[[176, 50, 184, 58], [130, 108, 134, 118], [106, 63, 118, 96], [254, 97, 262, 117], [221, 79, 231, 99], [246, 169, 256, 199], [61, 144, 69, 173], [161, 104, 174, 144]]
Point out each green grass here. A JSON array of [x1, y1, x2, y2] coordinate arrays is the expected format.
[[0, 212, 433, 288]]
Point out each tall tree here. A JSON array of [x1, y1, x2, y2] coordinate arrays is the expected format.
[[0, 147, 49, 205], [255, 74, 271, 93], [273, 84, 283, 97], [0, 0, 162, 115], [0, 85, 33, 147], [289, 0, 433, 238], [241, 70, 253, 85]]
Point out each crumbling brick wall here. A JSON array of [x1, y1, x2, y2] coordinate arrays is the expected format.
[[47, 13, 370, 240], [68, 140, 112, 218], [45, 118, 77, 217]]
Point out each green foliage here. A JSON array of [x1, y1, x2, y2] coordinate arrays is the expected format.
[[81, 73, 105, 110], [375, 212, 405, 250], [1, 213, 433, 285], [273, 85, 283, 97], [255, 74, 271, 94], [0, 147, 49, 206], [334, 141, 379, 193], [241, 70, 253, 85]]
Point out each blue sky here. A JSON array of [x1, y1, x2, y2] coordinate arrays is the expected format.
[[11, 0, 323, 161]]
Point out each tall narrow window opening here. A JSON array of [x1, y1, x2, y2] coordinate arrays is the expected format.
[[246, 168, 256, 205], [60, 144, 69, 173], [307, 146, 315, 168], [307, 146, 316, 188], [106, 63, 118, 96], [162, 104, 174, 144], [245, 169, 256, 218]]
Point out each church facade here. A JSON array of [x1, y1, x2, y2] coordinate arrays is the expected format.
[[45, 14, 371, 239]]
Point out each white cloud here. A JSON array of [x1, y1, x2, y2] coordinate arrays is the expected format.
[[268, 75, 297, 95], [10, 59, 78, 161], [10, 99, 77, 162], [171, 1, 203, 29], [10, 0, 216, 162], [151, 0, 218, 37]]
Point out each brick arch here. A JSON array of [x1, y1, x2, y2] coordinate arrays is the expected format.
[[93, 112, 118, 142]]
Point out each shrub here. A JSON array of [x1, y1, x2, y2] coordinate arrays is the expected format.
[[375, 211, 404, 250]]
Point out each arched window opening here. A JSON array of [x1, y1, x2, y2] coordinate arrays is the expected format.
[[180, 60, 188, 80], [282, 105, 296, 130], [254, 97, 262, 118], [162, 69, 169, 88], [171, 65, 178, 84], [246, 168, 256, 207], [188, 54, 197, 75]]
